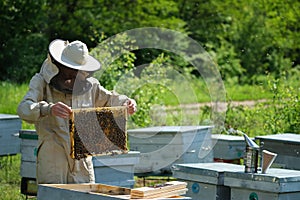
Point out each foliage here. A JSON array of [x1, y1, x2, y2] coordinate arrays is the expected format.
[[263, 74, 300, 134], [179, 0, 300, 83], [230, 0, 299, 83], [91, 32, 137, 90], [1, 0, 299, 84], [4, 34, 48, 83], [113, 53, 183, 128], [1, 0, 186, 83], [0, 0, 48, 82], [92, 0, 186, 37], [222, 72, 300, 137]]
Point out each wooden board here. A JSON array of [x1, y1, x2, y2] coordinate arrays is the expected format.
[[37, 183, 191, 200], [131, 181, 188, 199], [38, 183, 130, 200], [69, 107, 128, 159]]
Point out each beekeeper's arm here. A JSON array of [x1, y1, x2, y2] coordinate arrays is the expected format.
[[17, 73, 51, 123], [93, 79, 137, 115]]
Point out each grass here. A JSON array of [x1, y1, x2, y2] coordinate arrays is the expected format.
[[0, 155, 26, 200], [158, 76, 273, 106], [0, 82, 28, 114]]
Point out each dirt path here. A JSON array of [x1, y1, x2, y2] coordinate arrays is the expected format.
[[165, 99, 267, 112]]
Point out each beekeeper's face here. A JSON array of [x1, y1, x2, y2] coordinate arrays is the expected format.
[[51, 63, 91, 94]]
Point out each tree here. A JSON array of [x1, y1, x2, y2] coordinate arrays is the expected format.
[[0, 0, 48, 82], [178, 0, 300, 83]]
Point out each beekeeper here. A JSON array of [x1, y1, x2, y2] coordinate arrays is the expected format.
[[17, 39, 137, 184]]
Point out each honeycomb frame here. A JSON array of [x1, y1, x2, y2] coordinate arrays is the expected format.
[[69, 106, 128, 159]]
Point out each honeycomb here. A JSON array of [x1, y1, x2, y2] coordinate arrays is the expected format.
[[69, 106, 128, 160]]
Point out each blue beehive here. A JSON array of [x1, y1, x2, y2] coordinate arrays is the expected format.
[[0, 114, 22, 156], [128, 126, 214, 175], [172, 163, 244, 200]]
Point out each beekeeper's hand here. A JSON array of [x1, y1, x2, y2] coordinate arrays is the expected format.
[[51, 102, 72, 118], [124, 98, 137, 115]]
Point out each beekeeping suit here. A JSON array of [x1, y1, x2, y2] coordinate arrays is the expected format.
[[17, 39, 136, 184]]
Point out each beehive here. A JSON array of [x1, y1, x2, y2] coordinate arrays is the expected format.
[[128, 126, 213, 174], [69, 106, 128, 160], [224, 168, 300, 200], [0, 114, 22, 156]]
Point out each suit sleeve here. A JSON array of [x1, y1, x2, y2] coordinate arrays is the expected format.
[[17, 73, 52, 123]]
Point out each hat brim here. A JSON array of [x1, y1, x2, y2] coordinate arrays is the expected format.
[[49, 39, 101, 72]]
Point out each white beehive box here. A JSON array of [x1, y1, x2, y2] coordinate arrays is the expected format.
[[172, 163, 244, 200], [19, 129, 38, 178], [255, 133, 300, 170], [224, 168, 300, 200], [93, 151, 140, 188], [0, 114, 22, 156], [19, 130, 140, 188], [128, 126, 214, 174], [211, 134, 245, 164]]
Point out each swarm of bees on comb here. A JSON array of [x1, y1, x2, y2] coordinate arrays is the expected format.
[[69, 107, 128, 160]]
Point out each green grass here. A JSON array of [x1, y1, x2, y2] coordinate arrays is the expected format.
[[0, 82, 35, 130], [158, 76, 274, 105], [0, 155, 27, 200], [0, 82, 28, 114]]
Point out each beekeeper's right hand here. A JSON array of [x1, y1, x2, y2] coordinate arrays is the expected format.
[[51, 102, 72, 118]]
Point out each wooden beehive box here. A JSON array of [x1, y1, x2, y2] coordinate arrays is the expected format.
[[37, 182, 191, 200], [0, 114, 22, 156], [70, 106, 128, 159]]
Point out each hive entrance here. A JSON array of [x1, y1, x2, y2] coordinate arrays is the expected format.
[[69, 107, 128, 159]]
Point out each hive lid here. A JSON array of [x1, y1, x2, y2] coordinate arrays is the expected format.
[[172, 163, 244, 185], [128, 126, 212, 134], [256, 133, 300, 144], [224, 168, 300, 193], [19, 130, 38, 140], [211, 134, 244, 141], [0, 114, 20, 119]]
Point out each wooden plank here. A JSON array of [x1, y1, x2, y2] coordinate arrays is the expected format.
[[44, 183, 131, 194], [131, 181, 188, 199], [131, 189, 188, 199]]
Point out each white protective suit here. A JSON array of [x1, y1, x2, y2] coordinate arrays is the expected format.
[[17, 59, 129, 184]]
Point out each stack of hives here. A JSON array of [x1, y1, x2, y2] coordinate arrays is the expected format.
[[69, 106, 128, 160]]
